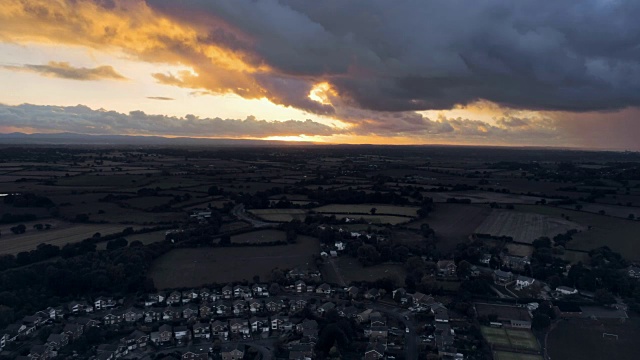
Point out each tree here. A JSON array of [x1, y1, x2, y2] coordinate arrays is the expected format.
[[457, 260, 472, 279], [220, 234, 231, 246], [106, 238, 128, 250], [357, 245, 380, 266], [10, 224, 26, 234], [532, 313, 551, 330], [370, 207, 377, 215], [532, 237, 551, 249], [595, 288, 616, 305]]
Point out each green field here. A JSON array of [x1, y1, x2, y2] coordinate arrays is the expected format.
[[481, 326, 540, 352], [231, 229, 286, 244], [323, 257, 405, 287], [249, 209, 307, 222], [149, 235, 320, 289], [548, 319, 640, 360], [494, 351, 543, 360], [313, 204, 419, 217], [515, 205, 640, 260]]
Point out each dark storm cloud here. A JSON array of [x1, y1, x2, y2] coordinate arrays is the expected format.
[[148, 0, 640, 113]]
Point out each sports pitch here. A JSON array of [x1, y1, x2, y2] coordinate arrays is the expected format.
[[481, 326, 540, 352]]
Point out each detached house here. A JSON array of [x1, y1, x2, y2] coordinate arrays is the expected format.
[[221, 343, 245, 360], [233, 285, 251, 299], [193, 323, 211, 340], [123, 308, 143, 323], [250, 317, 269, 333], [46, 333, 69, 350], [229, 318, 249, 335], [222, 285, 233, 299], [252, 284, 269, 297], [493, 270, 514, 285], [120, 330, 148, 351], [295, 280, 307, 293], [182, 346, 209, 360], [156, 324, 173, 345], [364, 342, 385, 360], [94, 297, 116, 311], [249, 299, 263, 313], [211, 320, 229, 339], [516, 275, 535, 289], [437, 260, 457, 276], [266, 299, 285, 313], [316, 283, 331, 295], [167, 291, 182, 305]]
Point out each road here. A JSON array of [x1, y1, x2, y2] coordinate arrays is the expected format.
[[232, 204, 273, 228], [149, 338, 275, 360]]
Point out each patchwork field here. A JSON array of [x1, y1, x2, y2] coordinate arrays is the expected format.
[[249, 209, 307, 222], [548, 319, 640, 360], [313, 204, 419, 217], [231, 229, 286, 244], [149, 235, 320, 289], [409, 203, 491, 253], [0, 222, 139, 254], [475, 209, 584, 243], [515, 205, 640, 260]]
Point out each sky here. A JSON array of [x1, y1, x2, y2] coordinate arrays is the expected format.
[[1, 0, 640, 149]]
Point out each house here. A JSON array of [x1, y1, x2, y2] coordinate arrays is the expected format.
[[233, 285, 251, 299], [556, 286, 578, 296], [493, 269, 514, 284], [437, 260, 457, 276], [215, 301, 230, 315], [370, 314, 385, 327], [346, 286, 359, 298], [480, 254, 492, 265], [316, 283, 332, 295], [102, 310, 124, 326], [67, 301, 93, 314], [502, 255, 530, 271], [162, 307, 178, 321], [338, 306, 358, 318], [252, 284, 269, 297], [63, 323, 83, 340], [410, 292, 434, 306], [265, 298, 284, 313], [516, 275, 535, 289], [29, 345, 52, 360], [211, 320, 229, 339], [291, 299, 308, 312], [183, 304, 199, 319], [366, 326, 388, 340], [335, 241, 345, 251], [296, 319, 318, 333], [167, 291, 182, 305], [317, 302, 336, 315], [229, 318, 249, 335], [289, 343, 314, 360], [628, 266, 640, 279], [222, 285, 234, 299], [295, 280, 307, 293], [46, 333, 69, 350], [364, 342, 385, 360], [182, 346, 209, 360], [144, 309, 161, 323], [249, 299, 263, 313], [174, 326, 190, 343], [94, 297, 116, 311], [199, 288, 211, 299], [364, 288, 380, 300], [120, 330, 148, 350], [199, 303, 213, 318], [157, 324, 173, 344], [271, 315, 288, 330], [232, 300, 246, 314], [193, 323, 210, 339], [433, 306, 449, 323], [184, 289, 199, 301], [123, 308, 144, 323], [250, 317, 269, 333], [221, 343, 245, 360], [357, 309, 373, 323]]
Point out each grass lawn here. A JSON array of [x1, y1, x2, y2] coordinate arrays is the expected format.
[[548, 319, 640, 360], [322, 257, 405, 286], [149, 235, 320, 289]]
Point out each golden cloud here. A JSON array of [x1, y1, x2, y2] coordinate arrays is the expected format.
[[3, 61, 126, 80]]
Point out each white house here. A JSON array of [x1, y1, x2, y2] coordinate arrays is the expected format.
[[516, 275, 535, 289]]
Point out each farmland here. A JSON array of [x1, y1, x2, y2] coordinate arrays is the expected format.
[[475, 209, 584, 243], [548, 319, 640, 360], [0, 222, 139, 254], [409, 203, 491, 252], [231, 229, 286, 244], [149, 235, 320, 289], [248, 209, 307, 222], [515, 205, 640, 260], [322, 256, 405, 287], [313, 204, 419, 217]]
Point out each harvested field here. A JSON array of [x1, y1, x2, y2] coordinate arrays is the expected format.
[[548, 318, 640, 360], [515, 205, 640, 260], [231, 229, 286, 244], [249, 209, 307, 222], [313, 204, 419, 217], [475, 209, 584, 243], [149, 235, 320, 289], [0, 222, 139, 254], [409, 203, 491, 253]]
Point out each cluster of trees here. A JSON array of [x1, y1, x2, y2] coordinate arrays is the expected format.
[[3, 193, 54, 208]]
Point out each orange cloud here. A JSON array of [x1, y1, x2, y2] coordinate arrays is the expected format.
[[3, 61, 126, 80]]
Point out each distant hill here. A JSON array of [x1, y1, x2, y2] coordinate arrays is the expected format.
[[0, 132, 309, 146]]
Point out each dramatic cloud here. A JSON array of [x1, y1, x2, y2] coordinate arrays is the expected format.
[[146, 96, 174, 101], [0, 103, 340, 138], [3, 0, 640, 116], [3, 61, 126, 81]]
